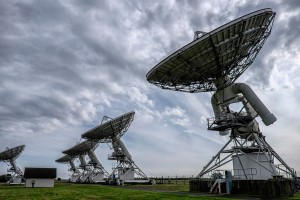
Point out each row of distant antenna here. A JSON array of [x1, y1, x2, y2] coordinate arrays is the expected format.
[[56, 111, 151, 184]]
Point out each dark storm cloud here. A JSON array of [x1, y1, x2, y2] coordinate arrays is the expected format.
[[0, 1, 106, 138], [0, 0, 170, 140], [281, 0, 300, 9], [14, 0, 67, 23], [282, 15, 300, 48], [219, 0, 300, 88], [67, 1, 155, 82]]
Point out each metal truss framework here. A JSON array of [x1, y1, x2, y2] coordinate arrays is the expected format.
[[197, 131, 296, 179], [6, 162, 24, 184], [106, 135, 149, 184], [108, 161, 149, 184], [87, 150, 110, 183]]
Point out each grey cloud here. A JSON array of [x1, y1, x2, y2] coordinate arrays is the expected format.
[[281, 0, 300, 9], [0, 0, 144, 141], [283, 15, 300, 48], [14, 0, 69, 26], [224, 0, 300, 88]]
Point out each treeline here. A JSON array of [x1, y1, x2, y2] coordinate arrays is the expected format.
[[0, 174, 9, 182]]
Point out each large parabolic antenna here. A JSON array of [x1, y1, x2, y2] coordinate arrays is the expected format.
[[147, 8, 296, 194], [147, 9, 275, 92], [56, 154, 73, 163], [81, 111, 135, 141], [55, 154, 81, 183], [0, 145, 25, 184], [63, 140, 98, 156], [82, 111, 149, 184], [62, 140, 109, 183]]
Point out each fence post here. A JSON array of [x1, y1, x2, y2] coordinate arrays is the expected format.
[[176, 176, 177, 184]]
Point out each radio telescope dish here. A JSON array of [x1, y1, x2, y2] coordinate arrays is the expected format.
[[0, 145, 25, 161], [62, 140, 109, 183], [55, 155, 73, 163], [62, 140, 98, 156], [56, 154, 81, 183], [0, 145, 25, 184], [146, 8, 275, 92], [81, 111, 150, 184], [146, 7, 297, 195], [81, 111, 135, 141]]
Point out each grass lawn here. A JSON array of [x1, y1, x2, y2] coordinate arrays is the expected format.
[[290, 194, 300, 200], [0, 182, 299, 200], [123, 181, 190, 192], [0, 182, 230, 200]]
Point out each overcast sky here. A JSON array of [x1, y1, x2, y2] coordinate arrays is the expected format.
[[1, 0, 300, 179]]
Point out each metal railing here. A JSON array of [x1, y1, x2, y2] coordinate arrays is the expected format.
[[233, 168, 257, 180], [207, 113, 253, 131], [150, 175, 195, 184]]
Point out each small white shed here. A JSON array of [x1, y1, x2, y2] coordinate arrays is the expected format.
[[24, 167, 56, 188]]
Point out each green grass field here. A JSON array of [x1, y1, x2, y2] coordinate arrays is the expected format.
[[0, 182, 300, 200]]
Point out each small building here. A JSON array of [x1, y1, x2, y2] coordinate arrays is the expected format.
[[23, 167, 56, 188]]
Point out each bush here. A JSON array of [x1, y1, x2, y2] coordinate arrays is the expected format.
[[0, 174, 9, 182]]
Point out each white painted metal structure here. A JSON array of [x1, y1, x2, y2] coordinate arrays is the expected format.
[[0, 145, 25, 184], [87, 149, 108, 183], [232, 153, 274, 180], [55, 155, 81, 182], [82, 111, 149, 184], [78, 154, 90, 182], [147, 8, 296, 180], [62, 140, 109, 183]]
